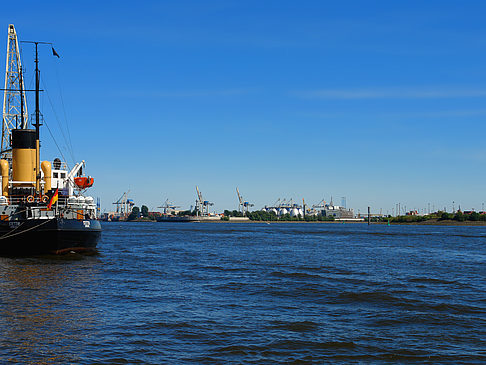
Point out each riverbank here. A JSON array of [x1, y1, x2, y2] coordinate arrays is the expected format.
[[380, 219, 486, 226], [143, 219, 486, 226], [240, 220, 486, 226]]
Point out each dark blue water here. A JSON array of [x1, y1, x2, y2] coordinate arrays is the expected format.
[[0, 222, 484, 364]]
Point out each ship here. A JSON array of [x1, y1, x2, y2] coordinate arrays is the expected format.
[[0, 24, 101, 255], [156, 215, 200, 222]]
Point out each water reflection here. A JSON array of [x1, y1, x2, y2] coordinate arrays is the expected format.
[[0, 255, 101, 364]]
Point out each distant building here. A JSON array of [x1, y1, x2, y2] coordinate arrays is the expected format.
[[321, 205, 354, 219]]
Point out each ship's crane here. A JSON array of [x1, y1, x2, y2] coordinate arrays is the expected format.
[[236, 187, 254, 215], [2, 24, 29, 159], [158, 199, 180, 215], [195, 186, 213, 216]]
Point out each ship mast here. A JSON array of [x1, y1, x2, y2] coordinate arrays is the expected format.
[[18, 39, 55, 193], [2, 24, 28, 158], [33, 42, 41, 192]]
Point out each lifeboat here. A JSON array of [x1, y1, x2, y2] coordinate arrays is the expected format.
[[74, 176, 94, 189]]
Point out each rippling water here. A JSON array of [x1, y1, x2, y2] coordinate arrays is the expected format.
[[0, 222, 484, 363]]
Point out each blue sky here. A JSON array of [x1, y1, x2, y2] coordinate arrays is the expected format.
[[2, 0, 486, 214]]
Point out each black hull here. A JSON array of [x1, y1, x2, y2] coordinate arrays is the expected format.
[[0, 218, 101, 256]]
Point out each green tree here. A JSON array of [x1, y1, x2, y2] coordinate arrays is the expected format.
[[141, 205, 149, 217], [454, 211, 465, 222], [440, 212, 452, 220], [469, 211, 480, 221], [127, 206, 140, 221]]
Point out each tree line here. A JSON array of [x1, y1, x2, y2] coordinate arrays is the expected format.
[[127, 205, 151, 221], [377, 211, 486, 223]]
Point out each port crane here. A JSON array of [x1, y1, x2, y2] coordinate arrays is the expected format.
[[113, 190, 134, 216], [272, 198, 281, 208], [311, 198, 328, 215], [158, 199, 180, 215], [312, 198, 327, 209], [195, 186, 213, 216], [236, 187, 254, 215], [302, 198, 308, 215]]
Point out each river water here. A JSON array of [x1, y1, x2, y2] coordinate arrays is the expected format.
[[0, 222, 484, 363]]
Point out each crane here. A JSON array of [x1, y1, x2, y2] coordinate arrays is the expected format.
[[312, 198, 327, 209], [2, 24, 29, 158], [195, 186, 213, 216], [236, 187, 254, 215], [311, 198, 328, 215], [113, 190, 133, 216], [272, 198, 281, 208], [158, 199, 180, 215]]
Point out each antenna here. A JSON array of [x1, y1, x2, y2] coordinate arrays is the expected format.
[[2, 24, 28, 157]]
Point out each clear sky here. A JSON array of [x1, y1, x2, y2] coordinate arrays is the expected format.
[[2, 0, 486, 214]]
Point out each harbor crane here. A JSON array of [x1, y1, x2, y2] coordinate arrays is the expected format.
[[311, 198, 328, 215], [158, 199, 180, 215], [195, 186, 213, 217], [312, 198, 327, 209], [236, 187, 254, 215], [113, 190, 134, 216]]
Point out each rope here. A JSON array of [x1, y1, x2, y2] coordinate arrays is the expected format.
[[0, 217, 54, 240], [54, 65, 75, 162], [41, 80, 72, 165]]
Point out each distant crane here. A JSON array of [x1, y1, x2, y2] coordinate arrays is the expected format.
[[272, 198, 281, 208], [195, 186, 213, 216], [236, 187, 254, 215], [158, 199, 180, 215], [113, 190, 134, 216], [312, 198, 327, 213]]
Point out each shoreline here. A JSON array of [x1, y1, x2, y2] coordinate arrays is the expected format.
[[109, 219, 486, 226]]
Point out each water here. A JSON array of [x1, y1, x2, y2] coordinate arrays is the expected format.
[[0, 222, 484, 364]]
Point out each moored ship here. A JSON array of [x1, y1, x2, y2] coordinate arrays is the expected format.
[[0, 24, 100, 255]]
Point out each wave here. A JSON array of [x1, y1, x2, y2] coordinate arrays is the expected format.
[[266, 320, 320, 332], [270, 271, 322, 279]]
